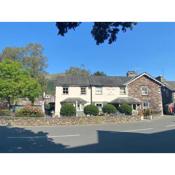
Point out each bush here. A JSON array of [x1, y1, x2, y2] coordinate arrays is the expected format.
[[84, 105, 99, 116], [102, 104, 117, 114], [15, 105, 44, 117], [0, 109, 12, 116], [60, 103, 76, 117], [118, 103, 132, 115], [143, 109, 152, 116]]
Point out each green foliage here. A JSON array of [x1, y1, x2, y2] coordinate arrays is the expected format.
[[0, 43, 48, 91], [15, 105, 44, 117], [56, 22, 136, 45], [93, 71, 107, 76], [143, 109, 152, 116], [65, 66, 90, 77], [22, 78, 42, 104], [118, 103, 132, 115], [84, 105, 99, 116], [60, 103, 76, 116], [102, 104, 117, 114], [0, 109, 12, 116], [0, 58, 42, 106]]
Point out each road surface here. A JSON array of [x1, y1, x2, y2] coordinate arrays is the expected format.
[[1, 115, 175, 153]]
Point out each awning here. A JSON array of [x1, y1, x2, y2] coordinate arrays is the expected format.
[[61, 98, 87, 104], [111, 97, 141, 104]]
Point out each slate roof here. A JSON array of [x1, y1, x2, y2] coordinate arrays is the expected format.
[[89, 76, 131, 86], [61, 98, 87, 104], [55, 75, 132, 87], [111, 97, 141, 104], [54, 75, 90, 86]]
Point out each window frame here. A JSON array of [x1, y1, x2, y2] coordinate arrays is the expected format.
[[63, 87, 69, 95], [120, 87, 126, 95], [141, 86, 149, 96], [143, 101, 150, 109], [95, 103, 103, 111], [80, 87, 87, 95], [95, 87, 103, 95]]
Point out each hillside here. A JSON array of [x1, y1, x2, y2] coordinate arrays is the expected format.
[[45, 73, 65, 94]]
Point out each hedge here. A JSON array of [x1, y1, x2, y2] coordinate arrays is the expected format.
[[102, 104, 117, 114], [84, 105, 99, 116], [118, 103, 132, 115], [60, 103, 76, 117]]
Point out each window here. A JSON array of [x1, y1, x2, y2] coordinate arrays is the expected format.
[[63, 87, 69, 95], [81, 87, 86, 95], [141, 86, 149, 95], [143, 101, 149, 109], [96, 103, 103, 111], [120, 87, 126, 95], [95, 87, 102, 95]]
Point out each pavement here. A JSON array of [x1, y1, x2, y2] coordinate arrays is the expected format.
[[1, 115, 175, 153]]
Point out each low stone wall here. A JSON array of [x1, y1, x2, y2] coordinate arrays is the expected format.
[[0, 115, 141, 126]]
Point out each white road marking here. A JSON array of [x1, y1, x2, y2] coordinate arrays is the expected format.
[[165, 124, 175, 128], [8, 134, 80, 139], [124, 128, 153, 132]]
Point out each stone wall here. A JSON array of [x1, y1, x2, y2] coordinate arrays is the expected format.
[[127, 75, 163, 114]]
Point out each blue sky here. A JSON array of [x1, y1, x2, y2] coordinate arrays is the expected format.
[[0, 22, 174, 80]]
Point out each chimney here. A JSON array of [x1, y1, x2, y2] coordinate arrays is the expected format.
[[127, 71, 137, 78], [156, 76, 165, 83]]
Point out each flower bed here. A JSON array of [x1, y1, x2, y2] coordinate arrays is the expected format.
[[0, 115, 141, 126]]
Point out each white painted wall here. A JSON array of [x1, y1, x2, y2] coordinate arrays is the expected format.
[[91, 86, 128, 102], [55, 86, 128, 116], [55, 86, 91, 116]]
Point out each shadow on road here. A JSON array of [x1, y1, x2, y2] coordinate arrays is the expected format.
[[0, 126, 67, 153], [1, 125, 175, 153]]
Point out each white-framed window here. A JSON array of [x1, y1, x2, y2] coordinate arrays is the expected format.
[[80, 87, 86, 95], [95, 87, 103, 95], [141, 86, 149, 95], [120, 87, 126, 95], [143, 101, 149, 109], [63, 87, 69, 95], [96, 103, 103, 111]]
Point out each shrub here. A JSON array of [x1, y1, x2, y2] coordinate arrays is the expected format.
[[0, 109, 12, 116], [102, 104, 117, 114], [15, 105, 44, 117], [143, 109, 152, 116], [60, 103, 76, 117], [84, 105, 99, 116], [118, 103, 132, 115]]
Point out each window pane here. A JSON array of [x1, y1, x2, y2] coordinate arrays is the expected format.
[[96, 87, 102, 95], [63, 87, 69, 94], [120, 87, 126, 94], [81, 87, 86, 94], [141, 86, 148, 95]]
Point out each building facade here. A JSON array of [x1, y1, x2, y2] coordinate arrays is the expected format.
[[55, 72, 164, 116], [54, 72, 164, 117]]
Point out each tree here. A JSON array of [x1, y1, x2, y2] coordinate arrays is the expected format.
[[0, 47, 24, 61], [22, 78, 42, 105], [65, 66, 90, 76], [56, 22, 136, 45], [22, 43, 48, 91], [93, 71, 106, 76], [0, 58, 42, 108], [0, 43, 48, 91]]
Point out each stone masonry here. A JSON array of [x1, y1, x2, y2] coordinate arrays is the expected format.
[[127, 75, 163, 114]]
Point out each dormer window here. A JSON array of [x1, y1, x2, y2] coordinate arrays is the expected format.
[[141, 86, 149, 95]]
